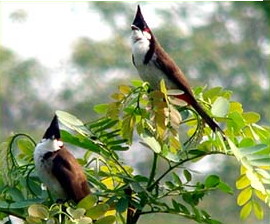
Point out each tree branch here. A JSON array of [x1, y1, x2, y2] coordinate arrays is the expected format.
[[147, 153, 158, 191], [147, 151, 227, 192]]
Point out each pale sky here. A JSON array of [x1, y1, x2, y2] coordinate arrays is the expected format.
[[0, 1, 215, 68], [0, 2, 112, 67], [1, 0, 267, 179]]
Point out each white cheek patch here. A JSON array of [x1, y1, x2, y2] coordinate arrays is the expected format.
[[143, 31, 151, 40], [57, 140, 64, 148]]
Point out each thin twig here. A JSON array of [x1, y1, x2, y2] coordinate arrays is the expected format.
[[147, 151, 227, 192]]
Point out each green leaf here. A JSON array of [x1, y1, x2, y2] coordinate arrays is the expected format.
[[110, 145, 129, 151], [188, 149, 206, 156], [77, 217, 92, 224], [116, 197, 129, 213], [28, 204, 49, 219], [160, 79, 167, 94], [140, 133, 161, 153], [7, 187, 24, 201], [205, 175, 220, 188], [17, 138, 34, 155], [94, 119, 118, 133], [183, 170, 192, 182], [130, 182, 144, 193], [246, 170, 266, 193], [111, 93, 124, 101], [134, 175, 149, 182], [0, 201, 9, 209], [9, 199, 44, 209], [165, 181, 175, 190], [94, 104, 109, 114], [228, 111, 246, 131], [131, 79, 143, 87], [236, 175, 251, 190], [229, 101, 243, 113], [211, 97, 229, 117], [95, 215, 116, 224], [254, 190, 267, 201], [239, 138, 254, 147], [107, 139, 128, 146], [240, 201, 252, 219], [238, 144, 268, 156], [228, 138, 242, 160], [26, 216, 42, 224], [172, 172, 182, 186], [177, 202, 190, 214], [61, 130, 100, 153], [172, 199, 180, 212], [253, 201, 264, 219], [218, 182, 233, 194], [237, 187, 252, 206], [86, 204, 110, 220], [203, 87, 222, 99], [162, 145, 181, 162], [243, 112, 260, 124], [119, 84, 131, 94], [167, 89, 185, 96], [56, 110, 89, 135], [87, 118, 111, 129], [249, 158, 270, 166], [122, 115, 135, 143], [67, 207, 86, 219], [77, 195, 98, 210]]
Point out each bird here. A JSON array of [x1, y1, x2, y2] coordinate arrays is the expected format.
[[34, 115, 90, 203], [130, 5, 223, 134]]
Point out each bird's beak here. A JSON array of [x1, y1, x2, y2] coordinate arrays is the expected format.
[[132, 5, 148, 31], [43, 115, 61, 140]]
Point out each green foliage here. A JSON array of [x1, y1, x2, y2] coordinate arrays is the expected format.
[[1, 3, 269, 224], [1, 80, 269, 224]]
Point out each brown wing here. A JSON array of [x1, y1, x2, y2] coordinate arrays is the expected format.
[[154, 41, 194, 98], [52, 148, 90, 203], [154, 41, 223, 133]]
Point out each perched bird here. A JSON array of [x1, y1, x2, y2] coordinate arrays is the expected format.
[[34, 115, 90, 203], [131, 5, 223, 133]]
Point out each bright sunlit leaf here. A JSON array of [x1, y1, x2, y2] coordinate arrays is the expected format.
[[237, 187, 252, 206], [236, 175, 251, 190], [140, 133, 161, 153], [211, 97, 229, 117], [253, 201, 264, 219], [240, 201, 252, 220], [28, 204, 49, 219], [86, 204, 110, 220], [95, 215, 116, 224], [119, 85, 131, 94], [94, 104, 109, 114], [243, 112, 260, 124], [77, 195, 98, 210]]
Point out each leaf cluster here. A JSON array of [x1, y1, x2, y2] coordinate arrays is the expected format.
[[0, 80, 269, 224]]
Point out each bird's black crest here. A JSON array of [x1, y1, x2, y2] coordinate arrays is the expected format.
[[43, 115, 61, 140], [132, 5, 149, 31]]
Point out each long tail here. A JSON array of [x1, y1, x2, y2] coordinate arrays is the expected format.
[[176, 94, 224, 134], [192, 100, 223, 133]]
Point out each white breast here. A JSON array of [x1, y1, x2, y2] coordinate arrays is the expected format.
[[131, 30, 179, 90], [132, 46, 177, 90], [34, 139, 66, 199]]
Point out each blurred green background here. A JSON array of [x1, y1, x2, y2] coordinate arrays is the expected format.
[[0, 2, 269, 224]]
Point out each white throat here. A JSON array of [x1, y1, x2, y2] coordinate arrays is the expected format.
[[34, 139, 66, 199]]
